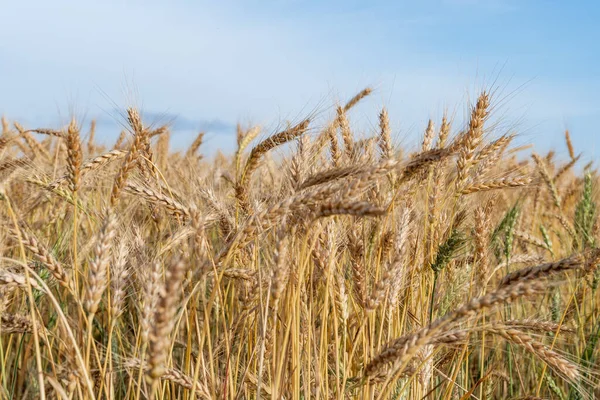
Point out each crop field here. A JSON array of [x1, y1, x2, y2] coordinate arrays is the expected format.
[[0, 88, 599, 399]]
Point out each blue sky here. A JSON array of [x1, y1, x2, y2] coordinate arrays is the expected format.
[[0, 0, 598, 159]]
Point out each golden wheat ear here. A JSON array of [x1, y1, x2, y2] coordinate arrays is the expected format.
[[3, 87, 599, 399]]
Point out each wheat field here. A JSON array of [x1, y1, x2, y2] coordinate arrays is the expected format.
[[0, 88, 599, 399]]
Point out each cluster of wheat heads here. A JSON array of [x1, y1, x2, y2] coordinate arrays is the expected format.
[[0, 89, 599, 399]]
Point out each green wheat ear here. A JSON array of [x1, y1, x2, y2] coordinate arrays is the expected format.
[[429, 228, 466, 321], [491, 203, 520, 263], [574, 171, 597, 249], [540, 224, 554, 257], [546, 374, 567, 400], [430, 229, 465, 274]]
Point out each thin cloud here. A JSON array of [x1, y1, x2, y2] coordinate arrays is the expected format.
[[94, 112, 234, 134]]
